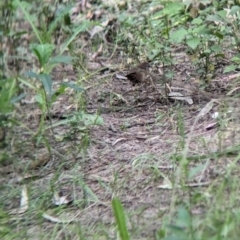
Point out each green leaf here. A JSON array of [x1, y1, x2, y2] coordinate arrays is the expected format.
[[54, 85, 67, 96], [67, 112, 103, 126], [38, 74, 52, 95], [191, 18, 203, 25], [162, 2, 184, 16], [230, 6, 240, 15], [151, 19, 164, 28], [35, 94, 44, 104], [170, 28, 188, 43], [217, 10, 228, 19], [166, 70, 174, 79], [51, 85, 67, 102], [30, 43, 55, 67], [206, 13, 226, 24], [166, 224, 186, 235], [80, 113, 103, 126], [213, 31, 224, 40], [60, 82, 84, 92], [186, 37, 200, 49], [118, 13, 128, 22], [0, 79, 14, 113], [192, 25, 211, 35], [162, 234, 186, 240], [177, 206, 191, 228], [224, 65, 237, 73], [8, 78, 17, 102], [152, 10, 164, 19], [210, 44, 222, 53], [25, 71, 52, 95], [112, 198, 130, 240], [156, 228, 166, 238], [25, 71, 39, 79], [49, 55, 75, 64], [231, 55, 240, 64], [10, 93, 26, 103]]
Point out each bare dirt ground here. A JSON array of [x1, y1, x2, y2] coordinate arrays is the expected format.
[[2, 54, 240, 239]]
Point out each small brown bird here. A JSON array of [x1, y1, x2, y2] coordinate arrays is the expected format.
[[126, 62, 150, 85]]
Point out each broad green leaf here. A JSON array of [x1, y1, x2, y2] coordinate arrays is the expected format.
[[35, 94, 43, 104], [25, 71, 52, 95], [192, 25, 211, 35], [80, 113, 103, 126], [153, 2, 184, 17], [217, 10, 228, 19], [38, 74, 52, 95], [30, 44, 55, 67], [178, 209, 191, 228], [231, 55, 240, 64], [25, 71, 39, 79], [51, 85, 67, 102], [213, 31, 224, 39], [66, 112, 103, 126], [44, 113, 103, 129], [224, 65, 237, 73], [152, 10, 164, 19], [165, 70, 174, 79], [230, 6, 240, 15], [151, 19, 164, 28], [163, 2, 184, 15], [118, 13, 128, 22], [49, 55, 75, 64], [191, 18, 203, 25], [221, 221, 235, 237], [206, 14, 226, 23], [210, 45, 222, 53], [186, 37, 200, 49], [165, 224, 186, 237], [10, 93, 26, 103], [170, 28, 188, 43]]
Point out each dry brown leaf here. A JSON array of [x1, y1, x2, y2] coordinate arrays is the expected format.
[[198, 100, 214, 118], [112, 138, 126, 146], [10, 185, 28, 214], [42, 213, 77, 223], [52, 191, 72, 206], [115, 73, 127, 80], [91, 43, 103, 60], [168, 92, 193, 105]]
